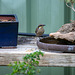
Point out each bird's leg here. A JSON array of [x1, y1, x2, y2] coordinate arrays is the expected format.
[[35, 37, 40, 40], [34, 37, 39, 44]]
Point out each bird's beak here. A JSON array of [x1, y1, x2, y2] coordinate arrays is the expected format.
[[42, 25, 45, 26]]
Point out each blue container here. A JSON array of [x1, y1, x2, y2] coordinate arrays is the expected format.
[[0, 14, 18, 47]]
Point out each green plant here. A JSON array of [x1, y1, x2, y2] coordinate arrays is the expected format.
[[65, 0, 75, 12], [7, 51, 44, 75]]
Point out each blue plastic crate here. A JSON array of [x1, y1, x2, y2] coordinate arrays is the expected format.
[[0, 14, 18, 47]]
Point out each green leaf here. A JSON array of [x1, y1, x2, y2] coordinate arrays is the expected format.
[[35, 61, 39, 65], [65, 0, 71, 3], [32, 70, 35, 74], [37, 69, 41, 73], [72, 0, 75, 3], [8, 63, 12, 66], [7, 51, 44, 75]]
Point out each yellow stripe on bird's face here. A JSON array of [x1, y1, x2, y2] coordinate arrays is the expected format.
[[39, 26, 42, 29]]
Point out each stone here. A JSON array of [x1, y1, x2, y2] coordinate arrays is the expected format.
[[49, 22, 75, 42]]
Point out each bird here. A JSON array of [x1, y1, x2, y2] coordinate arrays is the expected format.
[[35, 24, 45, 37]]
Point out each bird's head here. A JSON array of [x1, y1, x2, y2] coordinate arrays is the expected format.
[[38, 24, 45, 29]]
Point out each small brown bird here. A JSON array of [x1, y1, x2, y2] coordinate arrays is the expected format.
[[35, 24, 45, 36]]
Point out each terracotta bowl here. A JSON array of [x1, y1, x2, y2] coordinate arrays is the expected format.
[[37, 37, 75, 52]]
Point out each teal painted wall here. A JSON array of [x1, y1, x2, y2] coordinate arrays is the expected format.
[[30, 0, 64, 33], [0, 66, 64, 75], [0, 66, 75, 75], [0, 0, 64, 34], [0, 0, 27, 32], [0, 0, 73, 33], [0, 0, 75, 75]]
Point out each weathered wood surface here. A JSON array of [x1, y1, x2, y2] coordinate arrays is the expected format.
[[0, 37, 75, 67]]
